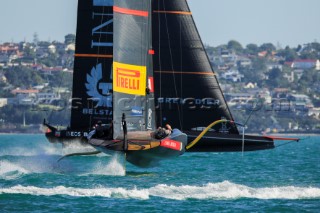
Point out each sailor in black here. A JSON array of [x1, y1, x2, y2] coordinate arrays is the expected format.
[[154, 124, 172, 139], [88, 121, 113, 139]]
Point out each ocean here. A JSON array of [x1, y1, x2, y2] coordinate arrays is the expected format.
[[0, 134, 319, 212]]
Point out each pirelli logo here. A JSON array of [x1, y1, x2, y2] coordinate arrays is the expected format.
[[113, 61, 146, 95]]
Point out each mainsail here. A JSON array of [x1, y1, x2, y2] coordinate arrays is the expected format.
[[113, 0, 155, 138], [70, 0, 113, 130], [152, 0, 238, 133]]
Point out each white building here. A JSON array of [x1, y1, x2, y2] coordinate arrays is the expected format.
[[35, 93, 61, 104], [221, 69, 243, 82], [0, 98, 7, 107]]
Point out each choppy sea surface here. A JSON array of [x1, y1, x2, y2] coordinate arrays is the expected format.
[[0, 134, 319, 212]]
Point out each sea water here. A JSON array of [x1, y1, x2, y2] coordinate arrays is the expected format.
[[0, 134, 319, 212]]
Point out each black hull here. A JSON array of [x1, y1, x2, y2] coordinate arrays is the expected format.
[[43, 122, 88, 145], [45, 131, 87, 145], [45, 127, 274, 152], [185, 131, 274, 152]]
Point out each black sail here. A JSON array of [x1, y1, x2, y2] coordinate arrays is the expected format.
[[152, 0, 238, 134], [70, 0, 113, 130], [113, 0, 155, 138]]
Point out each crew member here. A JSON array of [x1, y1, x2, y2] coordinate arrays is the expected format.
[[153, 124, 172, 139]]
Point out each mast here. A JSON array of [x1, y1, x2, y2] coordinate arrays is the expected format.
[[112, 0, 155, 139], [70, 0, 113, 130], [152, 0, 238, 133]]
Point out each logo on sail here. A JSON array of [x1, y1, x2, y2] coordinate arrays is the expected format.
[[86, 63, 112, 107], [131, 106, 143, 116], [113, 61, 146, 95]]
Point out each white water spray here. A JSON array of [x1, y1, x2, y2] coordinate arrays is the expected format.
[[89, 152, 126, 176], [0, 161, 29, 180]]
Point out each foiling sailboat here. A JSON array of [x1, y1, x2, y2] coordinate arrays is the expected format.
[[44, 0, 299, 167]]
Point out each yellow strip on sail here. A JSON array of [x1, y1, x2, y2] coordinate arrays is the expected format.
[[113, 61, 147, 96]]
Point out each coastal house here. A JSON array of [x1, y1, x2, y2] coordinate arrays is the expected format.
[[221, 69, 243, 82], [288, 94, 313, 104], [243, 82, 257, 89], [32, 83, 49, 90], [219, 49, 238, 67], [258, 51, 276, 58], [40, 66, 63, 75], [35, 92, 61, 105], [285, 59, 319, 69], [11, 89, 39, 105], [288, 94, 314, 111], [0, 43, 19, 54], [272, 88, 290, 99], [266, 63, 283, 71], [10, 89, 61, 105], [0, 98, 7, 107], [225, 92, 254, 108], [237, 56, 252, 67]]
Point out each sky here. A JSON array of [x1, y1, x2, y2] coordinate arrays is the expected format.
[[0, 0, 319, 48]]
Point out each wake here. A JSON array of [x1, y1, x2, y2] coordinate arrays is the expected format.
[[0, 161, 29, 180], [1, 181, 320, 200], [0, 157, 64, 179], [0, 141, 97, 157], [0, 152, 126, 179]]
